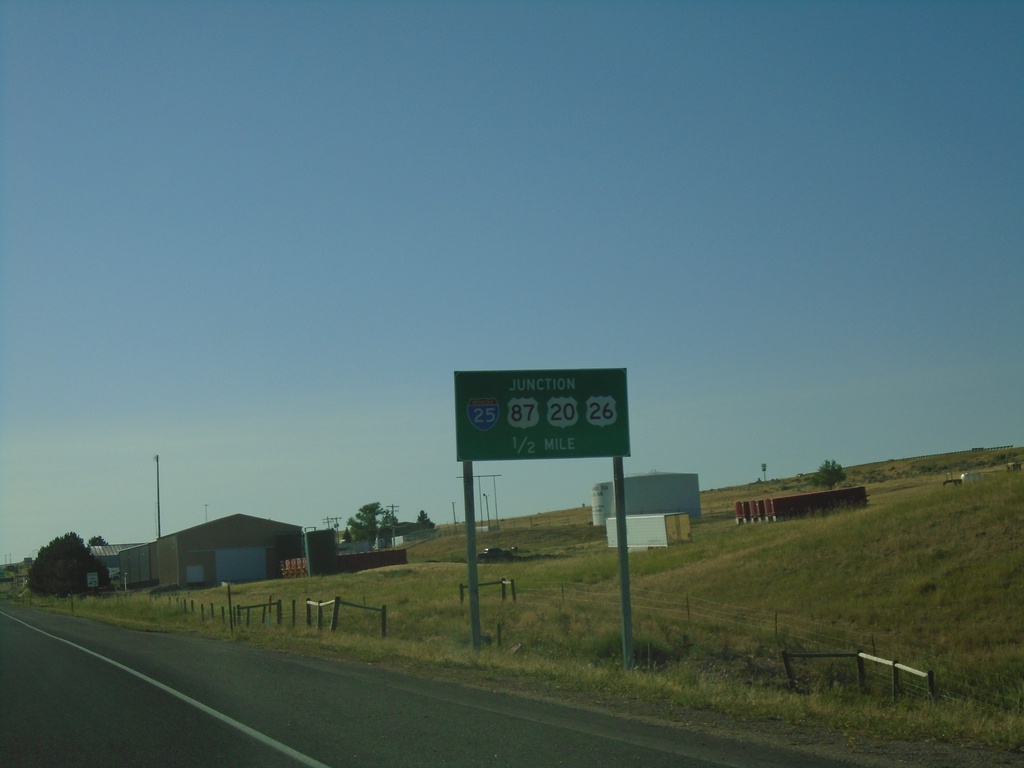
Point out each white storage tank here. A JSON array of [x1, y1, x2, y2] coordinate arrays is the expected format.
[[591, 472, 701, 527], [591, 482, 614, 526]]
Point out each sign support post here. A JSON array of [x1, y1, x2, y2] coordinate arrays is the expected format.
[[612, 456, 633, 670], [462, 460, 483, 650]]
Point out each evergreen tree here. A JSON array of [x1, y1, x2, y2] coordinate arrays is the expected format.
[[379, 506, 399, 547], [346, 502, 383, 543], [28, 532, 110, 596]]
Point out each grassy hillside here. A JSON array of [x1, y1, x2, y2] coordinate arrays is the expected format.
[[409, 449, 1024, 705], [10, 447, 1024, 753]]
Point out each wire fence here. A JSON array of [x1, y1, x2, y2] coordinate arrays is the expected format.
[[519, 581, 1022, 712], [429, 511, 593, 538]]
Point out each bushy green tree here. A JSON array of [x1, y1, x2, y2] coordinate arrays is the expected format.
[[28, 532, 110, 596], [88, 535, 109, 546], [812, 459, 846, 490], [416, 510, 435, 529]]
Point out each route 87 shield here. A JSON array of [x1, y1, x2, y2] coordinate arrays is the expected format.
[[467, 398, 500, 431]]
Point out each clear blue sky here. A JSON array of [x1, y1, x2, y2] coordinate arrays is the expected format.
[[2, 1, 1021, 561]]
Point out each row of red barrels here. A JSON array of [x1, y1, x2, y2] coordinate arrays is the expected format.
[[735, 486, 868, 523], [281, 558, 308, 578]]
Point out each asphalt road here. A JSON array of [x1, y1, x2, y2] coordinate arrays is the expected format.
[[0, 606, 860, 768]]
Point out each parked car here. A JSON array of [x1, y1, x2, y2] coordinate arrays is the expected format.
[[477, 547, 515, 561]]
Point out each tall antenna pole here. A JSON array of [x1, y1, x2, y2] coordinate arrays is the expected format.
[[154, 455, 162, 539]]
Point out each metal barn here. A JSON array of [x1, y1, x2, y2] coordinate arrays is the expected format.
[[121, 514, 302, 589]]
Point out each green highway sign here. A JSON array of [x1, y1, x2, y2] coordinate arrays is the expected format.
[[454, 368, 630, 461]]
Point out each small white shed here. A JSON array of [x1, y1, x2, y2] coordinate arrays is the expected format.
[[606, 512, 691, 549]]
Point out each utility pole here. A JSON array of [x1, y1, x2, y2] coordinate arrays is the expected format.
[[474, 474, 501, 524], [384, 505, 399, 547], [458, 473, 501, 528]]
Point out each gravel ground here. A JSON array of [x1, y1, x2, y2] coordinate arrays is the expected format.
[[659, 707, 1024, 768], [422, 665, 1024, 768]]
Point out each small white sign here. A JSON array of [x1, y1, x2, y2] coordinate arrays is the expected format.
[[86, 572, 99, 588]]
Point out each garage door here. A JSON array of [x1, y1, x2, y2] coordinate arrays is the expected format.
[[215, 547, 267, 582]]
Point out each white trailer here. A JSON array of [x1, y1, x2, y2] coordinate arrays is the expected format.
[[606, 512, 691, 549]]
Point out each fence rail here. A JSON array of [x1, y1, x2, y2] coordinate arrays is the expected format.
[[459, 579, 516, 604], [306, 596, 387, 638], [782, 650, 937, 702]]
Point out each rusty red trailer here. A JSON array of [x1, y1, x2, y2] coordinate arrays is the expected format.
[[736, 486, 867, 523]]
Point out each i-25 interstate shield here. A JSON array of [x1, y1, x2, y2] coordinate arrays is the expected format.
[[467, 398, 500, 431]]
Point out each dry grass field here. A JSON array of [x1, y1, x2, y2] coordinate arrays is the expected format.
[[10, 446, 1024, 759]]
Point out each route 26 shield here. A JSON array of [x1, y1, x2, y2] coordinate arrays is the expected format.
[[467, 398, 500, 431]]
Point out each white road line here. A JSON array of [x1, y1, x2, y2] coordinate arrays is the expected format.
[[0, 611, 333, 768]]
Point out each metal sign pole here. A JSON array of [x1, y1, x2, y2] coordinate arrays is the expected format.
[[613, 456, 634, 670], [463, 460, 482, 649]]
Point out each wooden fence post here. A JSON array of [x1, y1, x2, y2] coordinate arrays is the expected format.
[[381, 605, 387, 639], [781, 651, 795, 689], [331, 597, 341, 631]]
